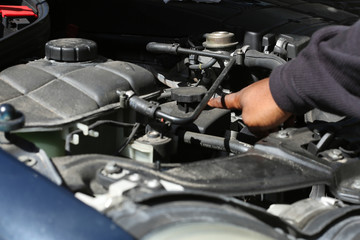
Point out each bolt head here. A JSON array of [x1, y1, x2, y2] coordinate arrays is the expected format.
[[328, 149, 343, 160], [352, 179, 360, 190], [146, 179, 160, 189], [147, 130, 160, 138], [277, 130, 289, 138], [104, 162, 122, 174], [128, 173, 141, 182]]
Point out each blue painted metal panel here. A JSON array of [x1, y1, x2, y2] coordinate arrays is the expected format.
[[0, 149, 133, 240]]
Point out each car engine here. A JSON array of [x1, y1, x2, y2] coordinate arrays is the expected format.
[[1, 0, 360, 239]]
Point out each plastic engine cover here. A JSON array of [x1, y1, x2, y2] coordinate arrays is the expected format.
[[0, 58, 157, 128]]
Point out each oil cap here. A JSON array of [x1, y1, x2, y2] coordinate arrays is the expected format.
[[171, 87, 207, 113], [171, 87, 206, 103], [45, 38, 97, 62]]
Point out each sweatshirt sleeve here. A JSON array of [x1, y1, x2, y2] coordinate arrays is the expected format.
[[269, 20, 360, 118]]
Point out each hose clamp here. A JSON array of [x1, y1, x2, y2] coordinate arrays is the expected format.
[[232, 45, 250, 66]]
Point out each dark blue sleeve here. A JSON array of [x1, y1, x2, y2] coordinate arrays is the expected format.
[[269, 20, 360, 118]]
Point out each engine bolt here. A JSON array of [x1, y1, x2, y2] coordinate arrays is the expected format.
[[328, 149, 343, 160], [351, 179, 360, 190], [128, 173, 141, 182], [146, 179, 160, 189], [147, 130, 160, 138], [277, 130, 289, 138], [104, 162, 122, 174]]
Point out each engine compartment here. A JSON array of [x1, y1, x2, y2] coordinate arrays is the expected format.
[[1, 0, 360, 239]]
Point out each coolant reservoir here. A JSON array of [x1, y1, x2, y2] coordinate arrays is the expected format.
[[0, 38, 157, 156], [0, 38, 157, 128]]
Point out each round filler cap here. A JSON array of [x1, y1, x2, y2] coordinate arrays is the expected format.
[[45, 38, 97, 62], [171, 87, 207, 103]]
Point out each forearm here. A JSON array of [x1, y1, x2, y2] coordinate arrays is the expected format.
[[269, 20, 360, 118]]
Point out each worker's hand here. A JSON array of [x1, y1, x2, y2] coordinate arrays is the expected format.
[[208, 77, 292, 133]]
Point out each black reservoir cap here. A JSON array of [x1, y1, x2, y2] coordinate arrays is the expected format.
[[171, 87, 207, 103], [45, 38, 97, 62]]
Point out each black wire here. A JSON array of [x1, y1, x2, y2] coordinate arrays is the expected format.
[[187, 39, 196, 48], [65, 120, 139, 155], [117, 123, 140, 154], [88, 120, 137, 129]]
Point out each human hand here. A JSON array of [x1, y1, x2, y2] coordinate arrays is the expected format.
[[208, 77, 292, 133]]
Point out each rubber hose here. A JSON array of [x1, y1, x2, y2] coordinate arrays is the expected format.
[[244, 50, 286, 70], [189, 58, 217, 70]]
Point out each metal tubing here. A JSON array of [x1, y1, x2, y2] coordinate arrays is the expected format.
[[146, 42, 231, 60], [182, 131, 252, 153], [177, 47, 231, 60]]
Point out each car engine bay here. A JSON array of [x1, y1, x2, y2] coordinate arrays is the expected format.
[[1, 0, 360, 239]]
